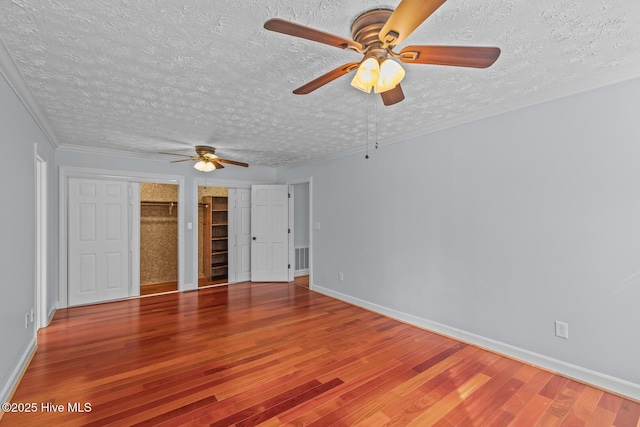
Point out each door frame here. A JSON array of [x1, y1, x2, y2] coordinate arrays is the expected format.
[[59, 166, 185, 308], [287, 177, 313, 287], [288, 185, 294, 282], [192, 178, 256, 287], [129, 182, 141, 297], [35, 145, 48, 329]]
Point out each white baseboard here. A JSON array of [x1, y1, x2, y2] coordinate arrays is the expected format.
[[294, 270, 309, 277], [312, 284, 640, 401], [0, 336, 37, 405]]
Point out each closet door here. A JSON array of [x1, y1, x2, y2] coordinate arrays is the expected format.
[[227, 189, 251, 283], [68, 178, 130, 306], [251, 185, 289, 282]]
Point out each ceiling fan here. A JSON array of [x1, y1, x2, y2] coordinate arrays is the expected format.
[[264, 0, 501, 106], [160, 145, 249, 172]]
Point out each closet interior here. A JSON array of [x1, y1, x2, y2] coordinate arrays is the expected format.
[[199, 186, 229, 286], [140, 183, 179, 295]]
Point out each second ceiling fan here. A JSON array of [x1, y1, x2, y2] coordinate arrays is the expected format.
[[160, 145, 249, 172], [264, 0, 501, 106]]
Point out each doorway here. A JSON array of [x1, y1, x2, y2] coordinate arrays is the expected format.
[[198, 186, 229, 287], [197, 186, 252, 287], [291, 181, 311, 287], [61, 167, 185, 308], [139, 183, 179, 296]]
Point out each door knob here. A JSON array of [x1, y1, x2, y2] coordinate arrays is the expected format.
[[252, 237, 256, 240]]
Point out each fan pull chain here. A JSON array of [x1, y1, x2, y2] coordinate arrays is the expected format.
[[365, 101, 370, 159], [375, 103, 378, 150]]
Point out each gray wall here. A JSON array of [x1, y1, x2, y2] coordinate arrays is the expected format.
[[293, 182, 309, 248], [0, 72, 56, 402], [278, 77, 640, 397]]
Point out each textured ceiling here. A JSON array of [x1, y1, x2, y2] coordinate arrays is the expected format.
[[1, 0, 639, 168]]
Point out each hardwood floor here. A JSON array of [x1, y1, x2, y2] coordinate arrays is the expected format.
[[3, 282, 639, 426], [199, 277, 229, 288], [140, 281, 178, 296], [293, 274, 309, 288]]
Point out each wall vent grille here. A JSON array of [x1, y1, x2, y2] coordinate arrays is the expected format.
[[295, 247, 309, 271]]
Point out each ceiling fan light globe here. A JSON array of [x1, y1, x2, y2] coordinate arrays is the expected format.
[[351, 57, 380, 93], [350, 75, 373, 93], [194, 160, 216, 172], [374, 59, 405, 94], [360, 61, 380, 85]]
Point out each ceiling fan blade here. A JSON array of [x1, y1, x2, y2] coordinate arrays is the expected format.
[[379, 0, 446, 47], [380, 84, 405, 106], [399, 45, 501, 68], [264, 18, 362, 51], [170, 158, 196, 163], [293, 62, 360, 95], [159, 152, 193, 157], [212, 161, 225, 169], [218, 158, 249, 168]]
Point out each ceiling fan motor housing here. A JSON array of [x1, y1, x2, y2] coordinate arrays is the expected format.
[[195, 145, 216, 158], [351, 8, 394, 60]]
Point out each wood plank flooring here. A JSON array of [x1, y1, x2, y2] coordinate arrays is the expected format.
[[3, 282, 638, 426], [140, 281, 178, 296], [293, 275, 309, 288]]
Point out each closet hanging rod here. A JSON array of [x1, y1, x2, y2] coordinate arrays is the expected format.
[[141, 201, 208, 215], [141, 201, 177, 206], [140, 201, 209, 207]]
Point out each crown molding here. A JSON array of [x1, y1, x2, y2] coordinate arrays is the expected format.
[[0, 36, 60, 149], [56, 143, 164, 161]]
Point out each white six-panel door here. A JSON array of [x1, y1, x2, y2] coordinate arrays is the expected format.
[[68, 178, 130, 306], [251, 185, 289, 282], [228, 188, 252, 283]]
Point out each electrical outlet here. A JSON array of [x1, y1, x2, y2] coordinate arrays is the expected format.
[[30, 308, 34, 322], [555, 321, 569, 339], [25, 313, 29, 329], [339, 272, 344, 281]]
